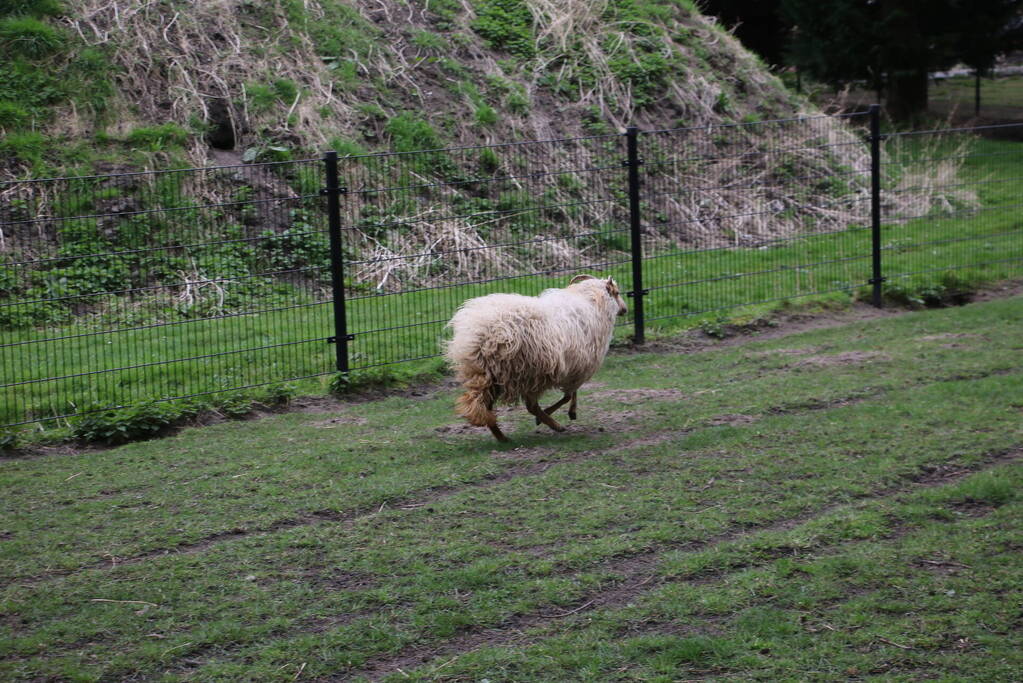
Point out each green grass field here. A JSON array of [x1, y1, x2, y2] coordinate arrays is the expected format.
[[3, 134, 1022, 431], [929, 73, 1023, 119], [1, 292, 1021, 680]]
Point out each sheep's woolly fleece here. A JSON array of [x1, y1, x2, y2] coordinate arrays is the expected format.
[[445, 277, 621, 427]]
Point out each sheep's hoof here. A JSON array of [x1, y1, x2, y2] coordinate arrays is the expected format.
[[568, 411, 577, 420]]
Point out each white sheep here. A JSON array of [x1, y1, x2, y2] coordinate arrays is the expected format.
[[444, 274, 628, 442]]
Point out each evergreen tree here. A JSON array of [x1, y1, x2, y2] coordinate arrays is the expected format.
[[781, 0, 1023, 120]]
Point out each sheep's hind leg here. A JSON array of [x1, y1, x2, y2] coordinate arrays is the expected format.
[[567, 391, 578, 420], [487, 422, 509, 442], [485, 395, 509, 442], [538, 393, 572, 424], [525, 398, 565, 433]]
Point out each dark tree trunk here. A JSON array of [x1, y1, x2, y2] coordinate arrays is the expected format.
[[975, 70, 982, 117], [886, 68, 928, 122]]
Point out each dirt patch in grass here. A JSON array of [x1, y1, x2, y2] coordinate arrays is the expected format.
[[566, 408, 645, 436], [918, 333, 983, 342], [616, 616, 728, 640], [307, 415, 369, 428], [437, 405, 644, 441], [970, 278, 1023, 302], [298, 568, 379, 592], [747, 346, 822, 359], [488, 445, 559, 461], [287, 396, 353, 413], [590, 388, 688, 402], [634, 303, 901, 356], [606, 430, 692, 453], [706, 414, 760, 426], [793, 351, 891, 368], [947, 500, 999, 517], [912, 556, 973, 575], [917, 332, 986, 350]]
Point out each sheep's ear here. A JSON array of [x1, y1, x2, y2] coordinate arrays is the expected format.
[[569, 274, 596, 285], [605, 277, 620, 296]]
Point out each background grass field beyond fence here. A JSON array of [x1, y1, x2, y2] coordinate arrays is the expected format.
[[1, 294, 1021, 681], [2, 116, 1022, 431]]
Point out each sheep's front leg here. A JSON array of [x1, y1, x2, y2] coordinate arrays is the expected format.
[[538, 393, 572, 424], [525, 398, 565, 432], [567, 391, 578, 420]]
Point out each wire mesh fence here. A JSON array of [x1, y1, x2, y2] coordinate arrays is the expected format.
[[337, 133, 634, 372], [637, 111, 876, 323], [2, 111, 1021, 428], [880, 122, 1023, 301], [0, 160, 334, 427]]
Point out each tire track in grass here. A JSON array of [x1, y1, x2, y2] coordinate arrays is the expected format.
[[339, 447, 1023, 682], [18, 390, 859, 584], [22, 366, 1017, 585], [20, 428, 1018, 678]]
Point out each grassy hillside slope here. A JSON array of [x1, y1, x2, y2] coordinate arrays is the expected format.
[[0, 0, 805, 176]]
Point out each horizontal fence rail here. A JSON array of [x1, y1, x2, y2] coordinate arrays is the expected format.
[[2, 110, 1021, 428]]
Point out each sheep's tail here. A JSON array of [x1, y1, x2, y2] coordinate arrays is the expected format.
[[455, 366, 497, 427]]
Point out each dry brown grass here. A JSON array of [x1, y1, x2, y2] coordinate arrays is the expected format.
[[66, 0, 362, 167], [0, 1, 978, 294]]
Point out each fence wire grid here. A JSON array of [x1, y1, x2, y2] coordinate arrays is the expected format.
[[2, 110, 1021, 428]]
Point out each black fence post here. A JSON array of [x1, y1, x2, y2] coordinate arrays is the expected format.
[[323, 151, 351, 373], [625, 126, 646, 344], [868, 104, 885, 308]]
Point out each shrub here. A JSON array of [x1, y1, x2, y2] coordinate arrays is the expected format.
[[71, 401, 194, 445], [385, 112, 454, 177], [0, 428, 18, 455], [0, 16, 64, 58], [0, 130, 46, 166], [216, 395, 253, 419], [475, 104, 498, 126], [479, 146, 500, 173], [883, 272, 978, 309], [699, 314, 732, 339], [471, 0, 535, 59], [125, 123, 189, 150], [245, 82, 277, 111], [411, 30, 446, 51], [257, 382, 295, 406], [0, 101, 29, 127], [0, 0, 64, 18], [329, 360, 445, 396], [386, 112, 443, 152], [329, 137, 368, 157]]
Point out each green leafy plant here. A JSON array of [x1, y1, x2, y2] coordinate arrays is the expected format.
[[0, 16, 64, 58], [125, 123, 189, 150], [0, 428, 18, 454], [884, 272, 978, 309], [0, 100, 29, 127], [411, 30, 447, 51], [474, 104, 498, 126], [0, 0, 64, 18], [698, 314, 732, 339], [71, 401, 195, 445], [471, 0, 535, 59], [216, 395, 253, 419]]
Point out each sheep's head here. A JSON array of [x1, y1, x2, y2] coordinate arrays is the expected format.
[[569, 274, 628, 317], [605, 277, 628, 316]]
